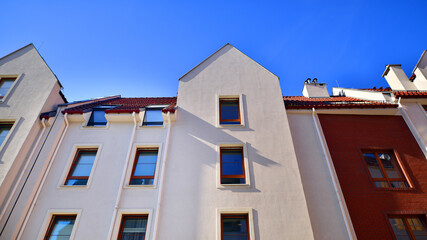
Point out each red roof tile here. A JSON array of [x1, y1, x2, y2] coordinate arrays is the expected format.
[[393, 91, 427, 98], [362, 87, 392, 92], [283, 96, 397, 109], [62, 97, 177, 114]]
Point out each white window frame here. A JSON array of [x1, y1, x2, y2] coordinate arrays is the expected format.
[[112, 209, 153, 240], [124, 143, 163, 189], [0, 74, 22, 103], [37, 209, 82, 240], [216, 94, 245, 128], [216, 142, 251, 189], [216, 208, 255, 240], [58, 144, 102, 189]]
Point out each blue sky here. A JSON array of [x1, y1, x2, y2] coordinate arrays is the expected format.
[[1, 0, 426, 101]]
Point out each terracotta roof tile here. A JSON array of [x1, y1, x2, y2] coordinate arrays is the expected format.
[[283, 96, 397, 109], [362, 87, 392, 92], [393, 91, 427, 98], [62, 97, 177, 114]]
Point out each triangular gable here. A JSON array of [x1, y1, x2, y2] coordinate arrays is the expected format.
[[179, 43, 278, 81]]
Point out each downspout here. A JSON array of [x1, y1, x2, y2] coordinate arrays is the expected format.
[[311, 108, 355, 240], [17, 113, 70, 240], [152, 112, 172, 240], [107, 112, 137, 240], [397, 97, 427, 158], [0, 119, 47, 235]]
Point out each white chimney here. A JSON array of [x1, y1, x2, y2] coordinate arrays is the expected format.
[[412, 50, 427, 90], [303, 82, 329, 98], [382, 64, 416, 91]]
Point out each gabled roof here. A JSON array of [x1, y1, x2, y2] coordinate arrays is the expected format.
[[179, 43, 278, 80], [62, 96, 177, 114], [283, 96, 397, 109]]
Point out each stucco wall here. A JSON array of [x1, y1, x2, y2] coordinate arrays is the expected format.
[[158, 45, 314, 239]]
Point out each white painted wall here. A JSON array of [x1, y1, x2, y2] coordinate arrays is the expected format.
[[157, 44, 314, 239], [287, 112, 351, 240], [332, 87, 392, 102], [0, 44, 65, 225]]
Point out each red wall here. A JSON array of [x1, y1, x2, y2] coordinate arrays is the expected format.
[[318, 114, 427, 240]]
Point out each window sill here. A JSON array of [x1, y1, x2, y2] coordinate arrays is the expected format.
[[124, 184, 157, 189], [140, 124, 165, 128], [217, 183, 250, 189], [374, 187, 415, 192], [58, 185, 89, 190], [81, 124, 110, 129], [217, 124, 245, 128]]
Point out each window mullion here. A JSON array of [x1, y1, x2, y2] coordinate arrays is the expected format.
[[376, 153, 392, 186], [403, 217, 416, 240]]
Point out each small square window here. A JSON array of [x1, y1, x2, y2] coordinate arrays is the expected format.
[[65, 149, 97, 186], [43, 214, 76, 240], [143, 108, 163, 126], [130, 148, 158, 185], [220, 98, 241, 125], [117, 214, 148, 240], [362, 150, 409, 189], [221, 214, 250, 240], [220, 147, 245, 184], [0, 123, 13, 146], [389, 216, 427, 240], [0, 77, 15, 99]]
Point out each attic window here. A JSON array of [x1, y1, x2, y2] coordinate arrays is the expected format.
[[87, 106, 115, 126], [143, 106, 167, 126]]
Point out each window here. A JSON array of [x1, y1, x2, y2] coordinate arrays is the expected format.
[[362, 150, 409, 188], [117, 215, 148, 240], [221, 214, 250, 240], [65, 149, 97, 186], [219, 98, 241, 125], [0, 77, 15, 99], [220, 147, 245, 184], [143, 108, 163, 126], [389, 216, 427, 240], [0, 123, 13, 146], [130, 148, 158, 185], [44, 215, 76, 240], [88, 106, 111, 126]]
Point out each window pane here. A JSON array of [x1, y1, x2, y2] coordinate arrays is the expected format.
[[0, 124, 12, 146], [407, 218, 427, 240], [223, 216, 249, 240], [134, 163, 156, 176], [70, 152, 96, 177], [363, 153, 384, 178], [47, 216, 76, 240], [88, 109, 107, 126], [119, 216, 147, 240], [222, 150, 243, 175], [390, 181, 409, 188], [389, 218, 411, 240], [379, 153, 402, 178], [374, 181, 390, 188], [65, 179, 88, 186], [221, 178, 245, 184], [221, 101, 239, 120], [144, 109, 163, 125], [0, 79, 14, 97], [130, 178, 154, 185]]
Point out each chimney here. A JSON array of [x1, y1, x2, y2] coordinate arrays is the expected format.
[[382, 64, 416, 91], [302, 78, 329, 98], [412, 50, 427, 90]]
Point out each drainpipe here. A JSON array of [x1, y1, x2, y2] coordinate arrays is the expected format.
[[397, 97, 427, 158], [311, 108, 355, 240], [16, 113, 70, 240], [107, 112, 137, 240], [0, 118, 47, 236], [152, 112, 171, 240]]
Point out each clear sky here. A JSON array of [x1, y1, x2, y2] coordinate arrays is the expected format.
[[1, 0, 426, 101]]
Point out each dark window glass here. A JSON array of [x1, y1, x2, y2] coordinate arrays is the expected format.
[[130, 149, 158, 185], [389, 216, 427, 240], [65, 149, 97, 186], [143, 108, 163, 126], [44, 215, 76, 240], [0, 123, 13, 146], [88, 108, 108, 126], [117, 215, 148, 240], [221, 147, 245, 184], [0, 78, 15, 98], [220, 99, 240, 125], [222, 214, 249, 240], [362, 151, 409, 189]]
